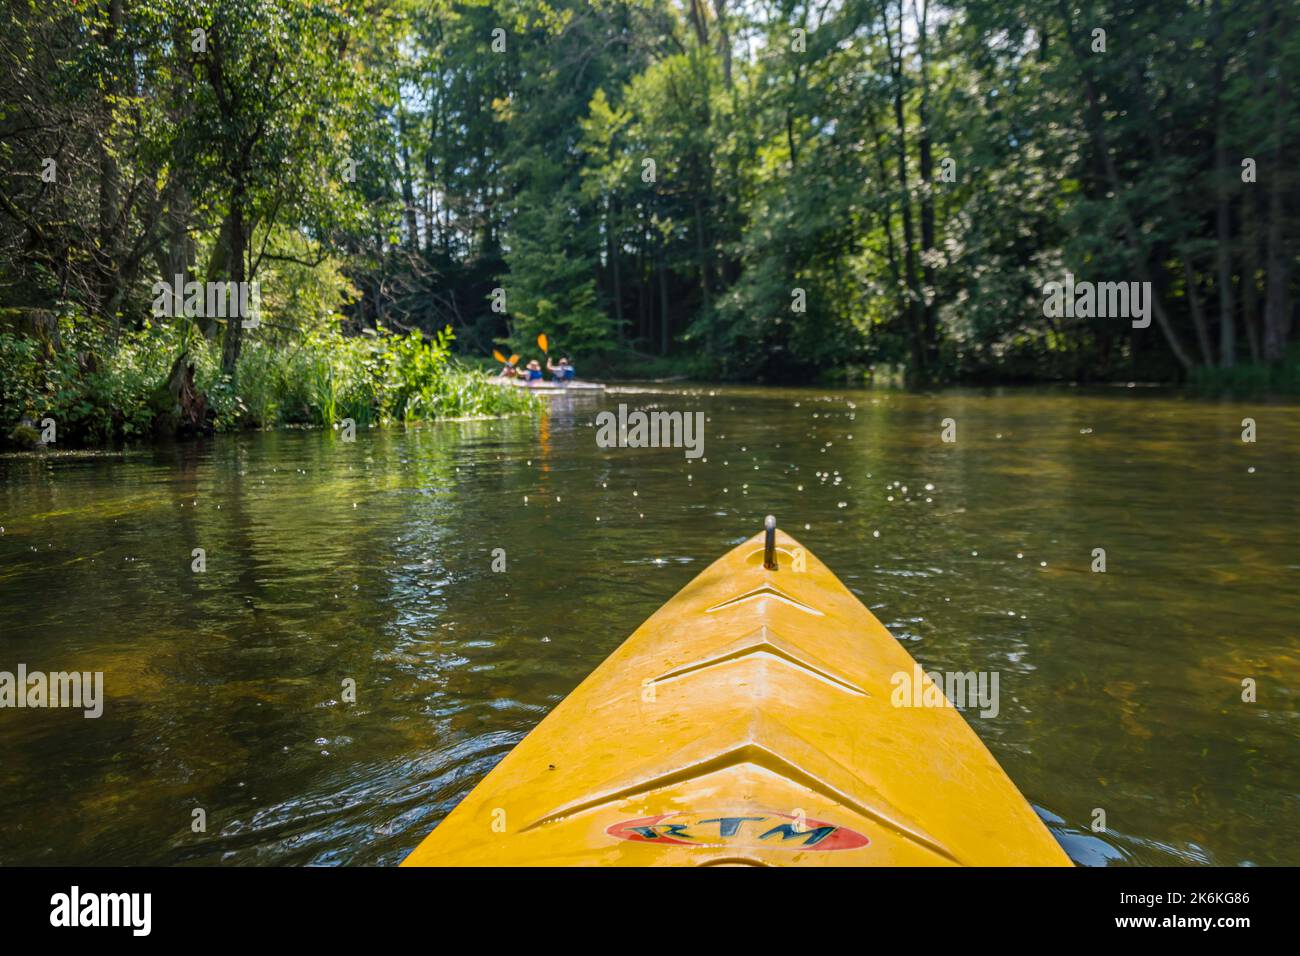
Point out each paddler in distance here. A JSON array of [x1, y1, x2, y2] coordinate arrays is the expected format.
[[547, 355, 575, 383], [493, 349, 521, 379]]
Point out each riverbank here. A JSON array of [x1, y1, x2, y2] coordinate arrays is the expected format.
[[6, 310, 1298, 454], [584, 349, 1300, 394], [0, 315, 540, 450]]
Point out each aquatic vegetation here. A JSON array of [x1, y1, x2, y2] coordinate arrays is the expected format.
[[0, 313, 539, 447]]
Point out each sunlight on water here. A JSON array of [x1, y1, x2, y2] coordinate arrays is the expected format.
[[0, 386, 1296, 865]]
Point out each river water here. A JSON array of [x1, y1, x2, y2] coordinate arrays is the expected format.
[[1, 385, 1296, 865]]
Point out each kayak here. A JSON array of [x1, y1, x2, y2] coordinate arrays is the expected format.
[[402, 519, 1071, 867], [492, 378, 605, 393]]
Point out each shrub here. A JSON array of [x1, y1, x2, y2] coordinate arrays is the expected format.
[[1, 313, 539, 448]]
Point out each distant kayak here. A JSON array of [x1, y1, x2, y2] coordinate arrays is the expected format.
[[491, 377, 605, 393], [402, 518, 1071, 867]]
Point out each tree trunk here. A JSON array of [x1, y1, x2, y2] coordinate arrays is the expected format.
[[1240, 186, 1263, 363], [880, 0, 925, 379], [916, 0, 938, 370], [687, 0, 709, 47], [1262, 12, 1292, 363], [156, 186, 193, 322], [1117, 55, 1214, 366], [865, 102, 905, 320], [220, 186, 247, 378], [693, 195, 711, 309], [1183, 258, 1215, 366], [636, 224, 647, 343], [97, 0, 125, 335], [610, 195, 624, 340], [1214, 147, 1235, 367], [1056, 1, 1195, 372], [712, 0, 732, 88], [659, 242, 670, 356], [399, 112, 419, 251], [1212, 0, 1235, 368], [203, 213, 236, 340]]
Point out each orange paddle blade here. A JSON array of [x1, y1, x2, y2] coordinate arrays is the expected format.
[[509, 354, 519, 366], [537, 333, 548, 353], [493, 349, 508, 364]]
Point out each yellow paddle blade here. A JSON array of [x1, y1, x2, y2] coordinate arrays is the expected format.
[[509, 354, 519, 366], [537, 333, 548, 353], [493, 349, 508, 364]]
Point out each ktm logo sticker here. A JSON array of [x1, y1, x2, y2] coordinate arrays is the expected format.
[[607, 811, 869, 851]]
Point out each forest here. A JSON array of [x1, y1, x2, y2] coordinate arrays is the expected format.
[[1, 0, 1297, 444]]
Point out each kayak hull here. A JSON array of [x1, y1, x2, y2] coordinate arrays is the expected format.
[[492, 378, 605, 393], [402, 529, 1072, 867]]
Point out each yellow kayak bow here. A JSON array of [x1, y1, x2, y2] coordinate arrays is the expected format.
[[403, 519, 1071, 867]]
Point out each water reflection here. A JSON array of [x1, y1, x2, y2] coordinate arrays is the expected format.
[[0, 386, 1296, 866]]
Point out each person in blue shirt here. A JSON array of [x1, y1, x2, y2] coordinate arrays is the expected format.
[[525, 359, 543, 381], [548, 356, 575, 382]]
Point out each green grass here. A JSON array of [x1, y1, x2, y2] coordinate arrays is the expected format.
[[1190, 355, 1300, 394], [1, 315, 540, 447]]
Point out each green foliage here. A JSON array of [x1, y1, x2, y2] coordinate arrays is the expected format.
[[0, 315, 174, 443], [0, 315, 537, 448], [197, 323, 539, 432], [2, 0, 1297, 396]]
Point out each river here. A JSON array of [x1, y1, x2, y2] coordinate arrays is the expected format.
[[1, 385, 1296, 865]]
